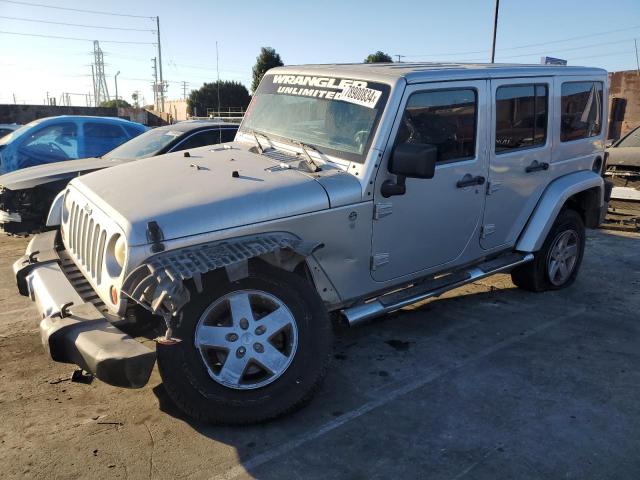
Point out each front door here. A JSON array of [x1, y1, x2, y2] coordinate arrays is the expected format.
[[371, 80, 488, 281], [480, 77, 553, 249]]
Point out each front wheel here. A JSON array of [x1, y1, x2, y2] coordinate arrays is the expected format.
[[157, 263, 332, 424], [511, 208, 585, 292]]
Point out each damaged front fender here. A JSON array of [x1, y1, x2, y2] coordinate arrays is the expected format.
[[121, 232, 320, 320]]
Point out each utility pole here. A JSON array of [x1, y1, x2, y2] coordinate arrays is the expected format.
[[181, 81, 189, 100], [635, 39, 640, 77], [216, 41, 221, 116], [395, 54, 405, 63], [13, 93, 16, 104], [114, 71, 120, 107], [151, 57, 158, 111], [491, 0, 500, 63], [156, 17, 165, 112], [46, 91, 49, 105]]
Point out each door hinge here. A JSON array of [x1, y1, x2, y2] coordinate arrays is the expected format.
[[371, 253, 390, 270], [481, 224, 496, 238], [373, 202, 393, 220]]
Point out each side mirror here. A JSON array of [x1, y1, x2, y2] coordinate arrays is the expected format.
[[381, 143, 437, 197]]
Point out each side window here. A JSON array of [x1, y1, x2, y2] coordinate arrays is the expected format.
[[561, 81, 603, 142], [396, 89, 476, 163], [123, 125, 143, 138], [495, 84, 548, 153], [174, 129, 230, 151], [221, 128, 237, 142], [84, 122, 129, 157], [16, 122, 78, 169]]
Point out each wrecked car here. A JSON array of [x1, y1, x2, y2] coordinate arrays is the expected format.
[[0, 120, 238, 234], [0, 115, 146, 174], [15, 63, 610, 424], [605, 124, 640, 204]]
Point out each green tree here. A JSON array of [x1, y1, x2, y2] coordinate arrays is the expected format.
[[187, 80, 251, 116], [364, 51, 393, 63], [252, 47, 284, 92], [100, 99, 131, 108]]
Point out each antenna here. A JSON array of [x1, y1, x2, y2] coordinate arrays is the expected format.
[[216, 41, 221, 118]]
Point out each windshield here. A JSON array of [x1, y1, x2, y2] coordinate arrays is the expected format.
[[616, 126, 640, 148], [103, 127, 182, 160], [241, 74, 390, 162], [0, 118, 45, 145]]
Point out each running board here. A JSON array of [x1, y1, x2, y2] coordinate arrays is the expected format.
[[342, 252, 534, 326]]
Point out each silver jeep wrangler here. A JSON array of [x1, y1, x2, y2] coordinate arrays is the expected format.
[[15, 63, 609, 424]]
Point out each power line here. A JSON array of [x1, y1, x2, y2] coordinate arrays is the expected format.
[[0, 0, 153, 19], [499, 37, 636, 60], [402, 24, 640, 58], [0, 30, 155, 44], [0, 15, 155, 32]]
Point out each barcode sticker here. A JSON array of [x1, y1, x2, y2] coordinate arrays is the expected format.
[[339, 85, 382, 109]]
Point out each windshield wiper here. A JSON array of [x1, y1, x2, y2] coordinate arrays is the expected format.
[[296, 141, 322, 173], [246, 129, 273, 154]]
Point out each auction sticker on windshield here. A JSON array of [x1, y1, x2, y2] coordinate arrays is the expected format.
[[339, 85, 382, 109], [259, 74, 388, 110]]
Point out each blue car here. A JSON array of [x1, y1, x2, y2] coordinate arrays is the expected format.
[[0, 116, 146, 173]]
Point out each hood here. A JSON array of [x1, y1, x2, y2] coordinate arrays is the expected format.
[[606, 147, 640, 168], [71, 144, 333, 245], [0, 157, 124, 190]]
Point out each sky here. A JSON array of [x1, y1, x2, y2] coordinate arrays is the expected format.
[[1, 0, 639, 106]]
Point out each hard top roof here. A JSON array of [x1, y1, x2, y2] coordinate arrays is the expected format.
[[270, 62, 607, 84]]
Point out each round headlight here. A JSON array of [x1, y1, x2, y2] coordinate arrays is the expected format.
[[105, 234, 127, 277], [114, 235, 127, 268]]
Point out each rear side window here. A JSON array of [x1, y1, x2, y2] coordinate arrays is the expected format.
[[561, 82, 603, 142], [123, 125, 143, 137], [495, 84, 548, 153], [173, 128, 237, 151], [84, 122, 129, 157], [396, 89, 477, 162]]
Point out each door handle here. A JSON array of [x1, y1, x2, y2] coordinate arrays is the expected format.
[[525, 161, 549, 173], [456, 174, 485, 188]]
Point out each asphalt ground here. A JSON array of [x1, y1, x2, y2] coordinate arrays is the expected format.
[[0, 228, 639, 479]]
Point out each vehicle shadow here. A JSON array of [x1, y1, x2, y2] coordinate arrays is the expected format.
[[148, 283, 566, 475], [150, 228, 640, 478]]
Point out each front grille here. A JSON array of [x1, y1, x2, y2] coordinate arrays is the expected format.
[[59, 250, 108, 315], [66, 200, 107, 284]]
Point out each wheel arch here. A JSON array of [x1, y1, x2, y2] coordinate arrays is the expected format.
[[516, 170, 604, 252], [121, 232, 340, 321]]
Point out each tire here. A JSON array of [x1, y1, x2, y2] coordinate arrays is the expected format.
[[157, 262, 332, 424], [511, 208, 585, 292]]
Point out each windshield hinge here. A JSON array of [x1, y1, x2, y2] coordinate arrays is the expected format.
[[371, 253, 390, 270], [373, 202, 393, 220]]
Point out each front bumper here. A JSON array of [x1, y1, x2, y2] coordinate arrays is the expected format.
[[14, 230, 156, 388]]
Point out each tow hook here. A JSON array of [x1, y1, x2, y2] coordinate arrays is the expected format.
[[155, 312, 181, 346]]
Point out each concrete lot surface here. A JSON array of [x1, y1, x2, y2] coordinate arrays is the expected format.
[[0, 229, 639, 479]]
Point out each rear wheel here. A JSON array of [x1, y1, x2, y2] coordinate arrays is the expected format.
[[511, 209, 585, 292], [157, 263, 332, 424]]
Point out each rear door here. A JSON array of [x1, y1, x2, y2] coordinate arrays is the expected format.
[[481, 77, 553, 250]]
